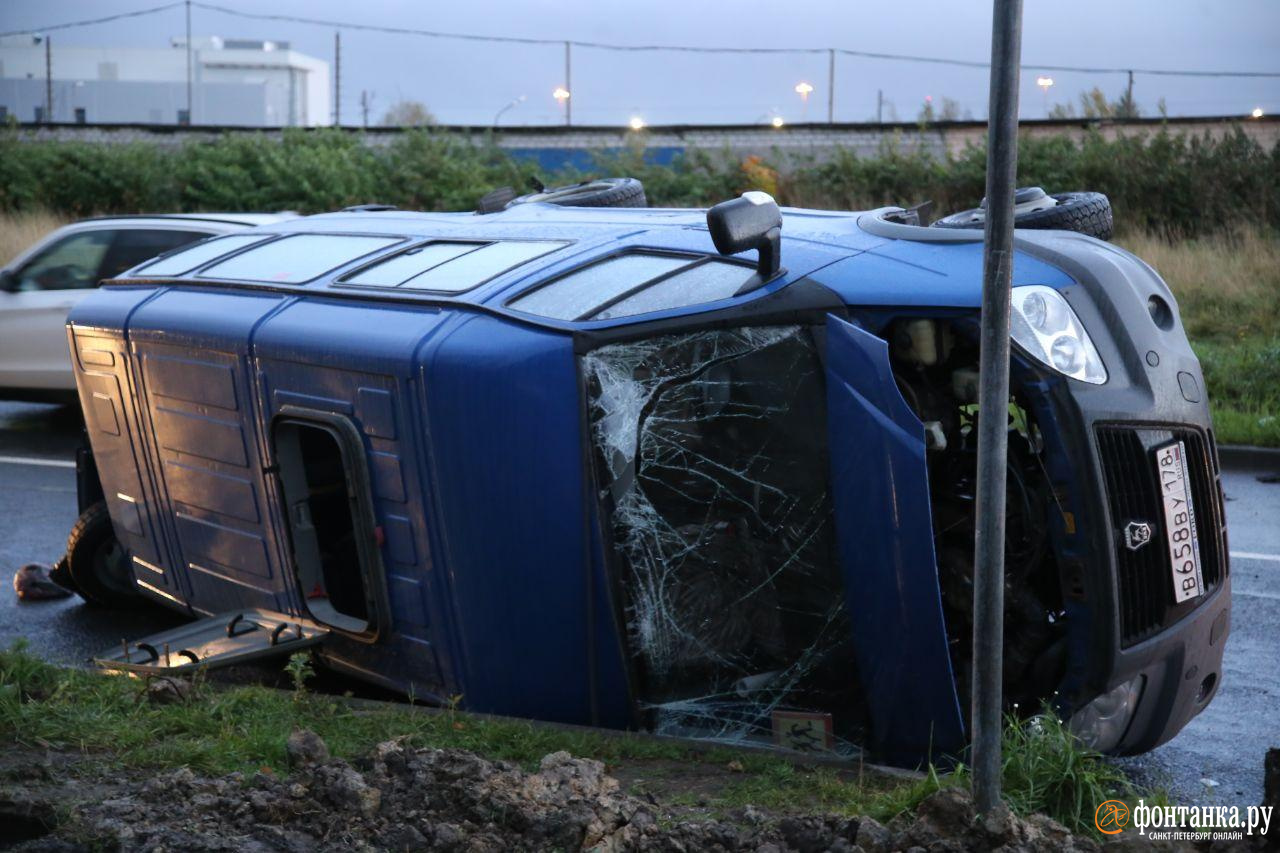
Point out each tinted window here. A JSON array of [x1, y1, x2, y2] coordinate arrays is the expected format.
[[100, 229, 210, 279], [201, 234, 402, 283], [509, 254, 688, 320], [136, 234, 269, 277], [11, 230, 115, 292], [592, 260, 751, 320], [398, 241, 565, 292]]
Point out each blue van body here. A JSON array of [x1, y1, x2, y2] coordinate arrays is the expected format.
[[67, 203, 1229, 767]]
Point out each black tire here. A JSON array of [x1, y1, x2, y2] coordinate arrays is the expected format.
[[66, 501, 142, 608], [508, 177, 646, 209], [932, 190, 1113, 240]]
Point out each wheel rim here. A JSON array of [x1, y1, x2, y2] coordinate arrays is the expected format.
[[91, 536, 134, 596]]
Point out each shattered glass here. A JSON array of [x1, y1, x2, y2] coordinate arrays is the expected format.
[[583, 326, 866, 753]]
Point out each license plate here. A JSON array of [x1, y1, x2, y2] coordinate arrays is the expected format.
[[1155, 441, 1204, 603]]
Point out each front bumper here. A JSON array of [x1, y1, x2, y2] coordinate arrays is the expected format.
[[1014, 231, 1230, 753]]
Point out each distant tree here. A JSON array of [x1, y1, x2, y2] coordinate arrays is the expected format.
[[382, 100, 436, 127], [916, 96, 968, 124], [1046, 86, 1141, 120], [1112, 87, 1140, 119]]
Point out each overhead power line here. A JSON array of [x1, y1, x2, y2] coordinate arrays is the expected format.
[[5, 0, 1280, 79], [192, 3, 1280, 78], [0, 2, 184, 38]]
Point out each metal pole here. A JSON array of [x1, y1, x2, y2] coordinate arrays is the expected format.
[[827, 48, 835, 124], [185, 0, 192, 124], [1126, 69, 1134, 116], [972, 0, 1023, 819], [564, 41, 572, 127], [334, 32, 341, 126], [44, 36, 52, 123], [877, 89, 883, 124]]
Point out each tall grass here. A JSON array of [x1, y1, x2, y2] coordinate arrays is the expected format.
[[0, 209, 67, 266]]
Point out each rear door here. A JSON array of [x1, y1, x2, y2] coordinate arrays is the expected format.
[[824, 315, 966, 764], [0, 227, 212, 391]]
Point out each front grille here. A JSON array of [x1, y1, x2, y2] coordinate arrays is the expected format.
[[1095, 424, 1226, 647]]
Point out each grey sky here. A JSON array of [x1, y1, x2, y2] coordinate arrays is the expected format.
[[3, 0, 1278, 125]]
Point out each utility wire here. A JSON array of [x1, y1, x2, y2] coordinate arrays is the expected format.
[[6, 0, 1280, 79], [0, 2, 184, 38], [191, 2, 1280, 77]]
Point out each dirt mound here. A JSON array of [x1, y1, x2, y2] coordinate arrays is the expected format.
[[11, 732, 1100, 852]]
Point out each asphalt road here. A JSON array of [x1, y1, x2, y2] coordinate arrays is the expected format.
[[1, 399, 1276, 806]]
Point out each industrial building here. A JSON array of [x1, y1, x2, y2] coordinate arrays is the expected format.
[[0, 35, 330, 126]]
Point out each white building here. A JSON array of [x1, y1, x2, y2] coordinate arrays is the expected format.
[[0, 35, 330, 126]]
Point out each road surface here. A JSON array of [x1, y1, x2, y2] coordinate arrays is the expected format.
[[1, 400, 1276, 806]]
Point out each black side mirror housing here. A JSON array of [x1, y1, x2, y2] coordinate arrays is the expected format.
[[0, 269, 16, 293], [706, 192, 784, 293]]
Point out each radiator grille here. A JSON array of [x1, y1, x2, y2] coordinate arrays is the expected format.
[[1095, 425, 1226, 646]]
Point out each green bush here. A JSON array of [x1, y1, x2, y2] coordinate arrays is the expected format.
[[2, 125, 1275, 236]]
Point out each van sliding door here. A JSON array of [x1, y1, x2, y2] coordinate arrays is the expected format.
[[273, 410, 390, 640]]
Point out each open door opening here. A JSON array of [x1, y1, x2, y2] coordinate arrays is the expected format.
[[274, 414, 387, 639]]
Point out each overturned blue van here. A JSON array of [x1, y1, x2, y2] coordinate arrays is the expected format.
[[66, 187, 1229, 767]]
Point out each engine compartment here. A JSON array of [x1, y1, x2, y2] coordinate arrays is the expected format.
[[884, 316, 1070, 722]]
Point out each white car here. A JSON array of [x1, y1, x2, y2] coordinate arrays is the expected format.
[[0, 213, 294, 401]]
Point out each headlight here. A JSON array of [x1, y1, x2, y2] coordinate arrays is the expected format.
[[1010, 285, 1107, 384]]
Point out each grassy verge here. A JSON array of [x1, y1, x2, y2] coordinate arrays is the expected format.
[[1116, 228, 1280, 447], [1, 645, 1149, 837]]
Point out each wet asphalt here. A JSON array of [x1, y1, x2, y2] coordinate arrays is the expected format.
[[0, 399, 1276, 807]]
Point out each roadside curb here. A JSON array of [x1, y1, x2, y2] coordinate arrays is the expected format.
[[1218, 444, 1280, 470]]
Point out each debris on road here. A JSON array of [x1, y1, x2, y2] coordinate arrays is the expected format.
[[11, 563, 71, 602]]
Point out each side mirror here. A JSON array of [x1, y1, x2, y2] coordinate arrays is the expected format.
[[706, 191, 784, 293], [0, 270, 16, 293]]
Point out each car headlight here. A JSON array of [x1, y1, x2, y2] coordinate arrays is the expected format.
[[1010, 285, 1107, 384]]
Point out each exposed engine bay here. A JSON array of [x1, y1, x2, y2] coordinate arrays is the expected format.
[[885, 316, 1069, 721]]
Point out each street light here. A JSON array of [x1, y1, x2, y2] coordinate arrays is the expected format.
[[1252, 107, 1265, 119], [629, 115, 646, 131], [493, 94, 526, 127], [794, 81, 814, 122], [552, 86, 570, 125], [771, 115, 785, 128], [1036, 75, 1054, 117]]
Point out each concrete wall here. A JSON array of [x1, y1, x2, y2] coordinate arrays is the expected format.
[[6, 116, 1275, 167]]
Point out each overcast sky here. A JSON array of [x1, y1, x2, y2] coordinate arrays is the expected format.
[[3, 0, 1277, 126]]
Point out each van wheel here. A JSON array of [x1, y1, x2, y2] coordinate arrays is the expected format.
[[508, 177, 647, 208], [932, 190, 1113, 240], [66, 501, 142, 608]]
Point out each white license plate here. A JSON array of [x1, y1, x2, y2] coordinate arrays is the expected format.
[[1155, 441, 1204, 603]]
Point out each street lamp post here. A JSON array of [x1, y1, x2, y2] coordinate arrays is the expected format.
[[493, 95, 526, 128], [1036, 75, 1054, 117]]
